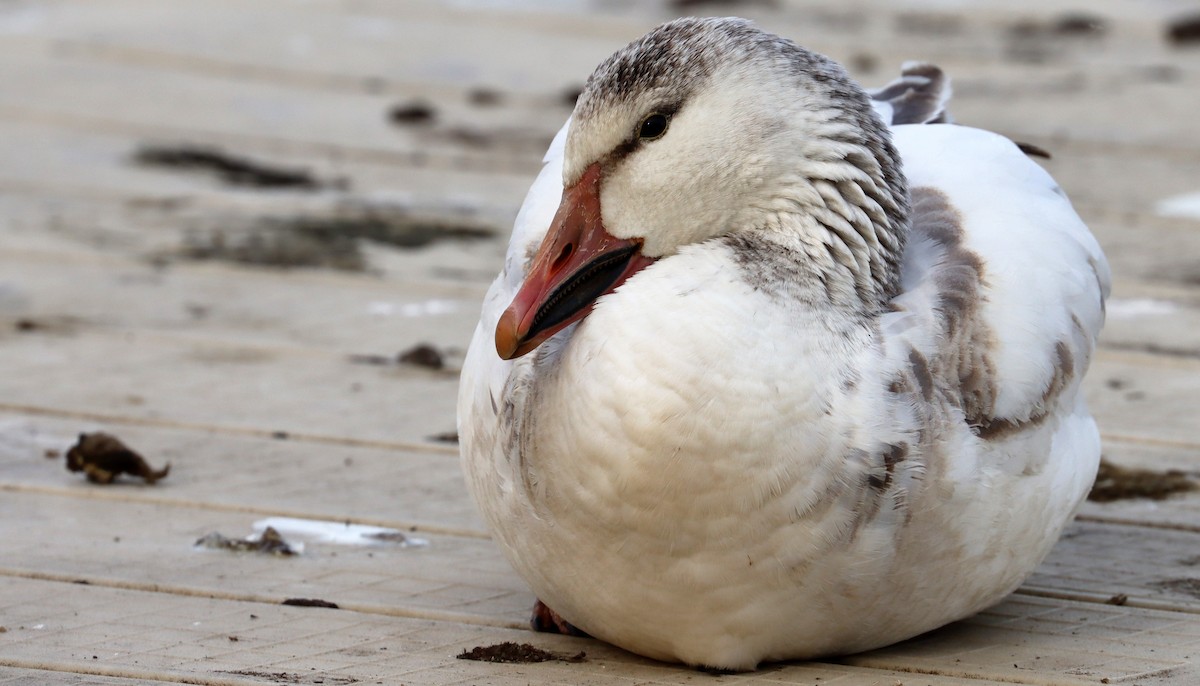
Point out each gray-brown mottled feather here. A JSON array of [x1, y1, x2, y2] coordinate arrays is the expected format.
[[869, 62, 952, 125], [579, 18, 911, 304]]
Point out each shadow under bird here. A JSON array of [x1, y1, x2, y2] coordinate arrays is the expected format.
[[458, 17, 1109, 670]]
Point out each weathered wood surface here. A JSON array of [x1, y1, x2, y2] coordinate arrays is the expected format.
[[2, 0, 1199, 683]]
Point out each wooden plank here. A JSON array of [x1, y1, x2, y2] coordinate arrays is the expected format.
[[3, 416, 1199, 622], [1088, 351, 1200, 448], [4, 574, 1196, 685], [0, 414, 476, 532], [0, 575, 1051, 686], [0, 490, 523, 625]]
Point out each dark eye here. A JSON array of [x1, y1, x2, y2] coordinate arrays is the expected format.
[[638, 113, 669, 140]]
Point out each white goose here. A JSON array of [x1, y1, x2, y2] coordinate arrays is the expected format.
[[458, 17, 1110, 670]]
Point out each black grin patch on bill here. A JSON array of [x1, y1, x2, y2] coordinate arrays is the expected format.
[[526, 245, 640, 342]]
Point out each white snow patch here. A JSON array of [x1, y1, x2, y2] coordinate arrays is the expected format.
[[367, 299, 460, 317], [1106, 298, 1179, 318], [1156, 192, 1200, 220], [253, 517, 429, 548]]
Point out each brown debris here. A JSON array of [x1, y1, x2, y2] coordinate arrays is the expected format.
[[11, 316, 81, 335], [467, 87, 503, 106], [456, 642, 561, 663], [1053, 13, 1107, 36], [195, 527, 299, 556], [348, 353, 393, 366], [361, 530, 412, 544], [398, 343, 445, 370], [427, 431, 459, 444], [1088, 459, 1198, 502], [65, 433, 170, 485], [179, 206, 494, 272], [281, 598, 340, 609], [1153, 578, 1200, 599], [388, 101, 436, 125], [848, 52, 879, 74], [437, 126, 553, 153], [1015, 141, 1052, 159], [133, 145, 329, 190], [1106, 593, 1128, 606], [1167, 14, 1200, 45], [222, 670, 357, 685]]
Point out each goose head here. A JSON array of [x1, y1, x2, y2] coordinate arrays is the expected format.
[[495, 17, 910, 360]]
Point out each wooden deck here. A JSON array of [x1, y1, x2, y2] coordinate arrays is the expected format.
[[2, 1, 1199, 683]]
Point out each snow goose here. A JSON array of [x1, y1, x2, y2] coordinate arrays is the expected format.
[[457, 16, 1110, 670]]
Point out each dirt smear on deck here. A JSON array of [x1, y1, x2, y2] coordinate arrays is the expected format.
[[1088, 459, 1198, 502]]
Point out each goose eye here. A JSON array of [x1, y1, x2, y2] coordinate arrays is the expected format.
[[638, 113, 669, 140]]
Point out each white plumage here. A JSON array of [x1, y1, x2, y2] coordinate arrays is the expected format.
[[458, 17, 1110, 670]]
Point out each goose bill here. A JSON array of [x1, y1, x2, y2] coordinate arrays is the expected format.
[[495, 163, 653, 360]]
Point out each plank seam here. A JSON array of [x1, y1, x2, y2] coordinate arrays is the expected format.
[[0, 660, 259, 686], [0, 482, 489, 539], [1015, 585, 1200, 616], [0, 402, 460, 457], [0, 567, 526, 631]]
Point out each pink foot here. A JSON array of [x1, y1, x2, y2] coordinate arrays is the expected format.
[[530, 599, 590, 637]]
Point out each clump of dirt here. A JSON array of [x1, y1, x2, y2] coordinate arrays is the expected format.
[[1153, 578, 1200, 599], [848, 52, 879, 74], [349, 344, 449, 370], [281, 598, 339, 609], [398, 343, 445, 370], [195, 527, 298, 556], [456, 642, 585, 664], [436, 125, 553, 153], [222, 670, 357, 685], [179, 206, 495, 271], [1088, 459, 1198, 502], [1015, 141, 1052, 159], [181, 225, 364, 271], [360, 530, 404, 543], [388, 101, 436, 125], [467, 87, 503, 106], [10, 315, 82, 335], [1167, 14, 1200, 45], [66, 433, 170, 485], [347, 353, 392, 366], [1053, 12, 1108, 36], [133, 145, 333, 190]]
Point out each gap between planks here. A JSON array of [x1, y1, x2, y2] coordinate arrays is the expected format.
[[0, 660, 262, 686], [0, 402, 459, 458], [0, 481, 486, 540], [2, 400, 1199, 460], [0, 566, 524, 631]]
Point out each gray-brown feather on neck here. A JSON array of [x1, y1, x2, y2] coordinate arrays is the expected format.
[[581, 18, 911, 309]]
